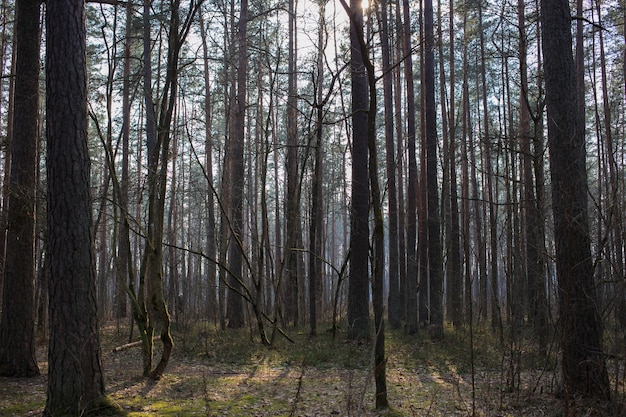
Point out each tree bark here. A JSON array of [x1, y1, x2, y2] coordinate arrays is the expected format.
[[44, 0, 110, 413], [402, 0, 418, 335], [0, 0, 41, 378], [540, 0, 610, 400], [226, 0, 248, 329], [378, 0, 400, 330], [423, 0, 443, 339], [346, 0, 370, 341], [444, 0, 462, 327]]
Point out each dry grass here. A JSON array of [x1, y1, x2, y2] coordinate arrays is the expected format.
[[0, 321, 622, 416]]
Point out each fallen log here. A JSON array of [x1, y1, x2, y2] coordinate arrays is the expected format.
[[112, 340, 142, 353]]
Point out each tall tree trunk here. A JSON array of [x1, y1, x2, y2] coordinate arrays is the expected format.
[[0, 0, 40, 378], [540, 0, 610, 400], [0, 0, 14, 312], [309, 0, 327, 336], [393, 0, 407, 327], [423, 0, 443, 339], [44, 0, 111, 413], [518, 0, 546, 351], [226, 0, 248, 329], [477, 1, 500, 332], [593, 0, 625, 332], [199, 11, 217, 323], [461, 11, 472, 323], [378, 0, 400, 330], [402, 0, 418, 335], [284, 0, 301, 327], [115, 0, 132, 321], [444, 0, 462, 327], [346, 0, 370, 341]]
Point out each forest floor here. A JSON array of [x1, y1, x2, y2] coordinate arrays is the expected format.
[[0, 320, 622, 416]]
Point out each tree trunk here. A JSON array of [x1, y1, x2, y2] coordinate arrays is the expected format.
[[423, 0, 443, 339], [518, 0, 546, 351], [402, 0, 418, 335], [346, 0, 370, 341], [378, 0, 400, 330], [309, 0, 326, 336], [284, 0, 301, 328], [444, 0, 462, 327], [44, 0, 111, 413], [199, 10, 218, 323], [0, 0, 40, 378], [540, 0, 610, 400], [0, 0, 14, 314], [226, 0, 248, 329]]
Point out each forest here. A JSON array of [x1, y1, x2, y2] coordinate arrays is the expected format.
[[0, 0, 625, 415]]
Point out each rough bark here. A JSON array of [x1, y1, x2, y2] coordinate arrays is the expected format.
[[44, 0, 110, 413], [540, 0, 610, 400], [0, 0, 41, 378], [346, 0, 370, 341], [423, 0, 443, 339], [402, 0, 418, 335], [378, 0, 400, 330], [226, 0, 248, 329]]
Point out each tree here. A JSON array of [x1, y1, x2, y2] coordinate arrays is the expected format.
[[225, 0, 248, 329], [0, 0, 41, 378], [346, 0, 370, 341], [284, 0, 302, 328], [378, 0, 400, 330], [423, 0, 443, 339], [518, 0, 546, 352], [44, 0, 113, 413], [402, 0, 419, 335], [540, 0, 610, 401]]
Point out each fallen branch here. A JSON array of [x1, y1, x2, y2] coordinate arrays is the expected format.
[[112, 340, 142, 353]]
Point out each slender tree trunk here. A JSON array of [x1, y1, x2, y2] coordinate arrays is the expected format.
[[518, 0, 546, 351], [461, 9, 474, 323], [423, 0, 443, 339], [309, 0, 327, 336], [594, 0, 625, 332], [0, 0, 41, 378], [115, 0, 133, 321], [394, 0, 407, 326], [540, 0, 610, 400], [444, 0, 462, 327], [402, 0, 418, 335], [378, 0, 399, 330], [284, 0, 301, 327], [199, 11, 217, 323], [476, 2, 500, 332], [226, 0, 248, 329]]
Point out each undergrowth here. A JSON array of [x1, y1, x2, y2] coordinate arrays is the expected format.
[[0, 320, 621, 416]]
